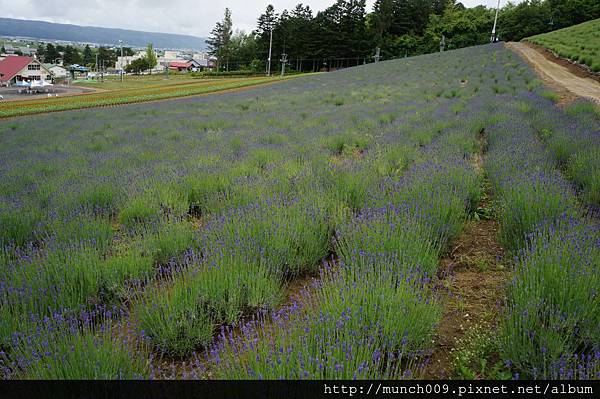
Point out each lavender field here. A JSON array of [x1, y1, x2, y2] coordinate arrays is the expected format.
[[0, 43, 598, 380]]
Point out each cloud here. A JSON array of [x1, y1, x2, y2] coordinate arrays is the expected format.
[[1, 0, 511, 37]]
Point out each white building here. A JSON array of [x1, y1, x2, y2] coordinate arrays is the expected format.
[[115, 52, 145, 71], [44, 63, 68, 78], [193, 52, 209, 61], [163, 50, 178, 60], [0, 56, 52, 86]]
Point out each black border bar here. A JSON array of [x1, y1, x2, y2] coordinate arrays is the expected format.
[[1, 380, 598, 399]]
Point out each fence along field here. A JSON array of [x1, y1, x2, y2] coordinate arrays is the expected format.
[[0, 43, 598, 380]]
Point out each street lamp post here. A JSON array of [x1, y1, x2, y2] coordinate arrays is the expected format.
[[280, 52, 288, 77], [267, 27, 273, 77], [491, 0, 501, 43], [119, 40, 124, 82]]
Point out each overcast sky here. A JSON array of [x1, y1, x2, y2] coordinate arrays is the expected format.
[[2, 1, 514, 37]]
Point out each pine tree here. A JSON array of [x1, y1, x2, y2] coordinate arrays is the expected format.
[[372, 0, 395, 45], [45, 43, 60, 63], [206, 8, 233, 70], [82, 45, 94, 66], [254, 4, 279, 60], [63, 45, 81, 65], [36, 44, 46, 62], [63, 46, 73, 65]]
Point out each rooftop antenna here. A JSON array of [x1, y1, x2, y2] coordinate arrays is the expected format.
[[491, 0, 501, 43]]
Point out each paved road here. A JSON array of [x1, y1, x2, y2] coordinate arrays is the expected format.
[[506, 42, 600, 104]]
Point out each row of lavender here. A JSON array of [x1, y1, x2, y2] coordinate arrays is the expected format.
[[2, 43, 593, 379], [484, 98, 599, 379], [0, 45, 509, 378], [533, 99, 600, 209], [202, 120, 482, 379], [135, 46, 526, 378]]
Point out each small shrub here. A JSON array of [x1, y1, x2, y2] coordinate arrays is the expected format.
[[541, 91, 560, 103], [119, 197, 158, 229], [17, 324, 148, 379], [0, 207, 42, 247], [143, 220, 195, 264]]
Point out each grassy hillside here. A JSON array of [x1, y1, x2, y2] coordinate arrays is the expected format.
[[525, 18, 600, 72]]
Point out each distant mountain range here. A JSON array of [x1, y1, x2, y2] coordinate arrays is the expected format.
[[0, 18, 207, 50]]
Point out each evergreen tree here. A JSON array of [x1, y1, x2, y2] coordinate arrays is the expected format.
[[285, 4, 316, 70], [63, 45, 81, 65], [202, 0, 600, 71], [206, 8, 234, 70], [372, 0, 395, 46], [82, 45, 94, 66], [97, 47, 116, 70], [122, 47, 135, 56], [254, 4, 279, 62], [45, 43, 60, 63], [315, 0, 369, 59], [72, 47, 81, 65], [63, 45, 73, 65], [36, 44, 46, 62]]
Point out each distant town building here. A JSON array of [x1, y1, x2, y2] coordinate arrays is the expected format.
[[192, 52, 209, 61], [115, 50, 211, 73], [116, 52, 145, 71], [169, 60, 195, 72], [163, 50, 179, 60], [43, 63, 68, 78], [0, 56, 51, 86], [2, 45, 37, 56]]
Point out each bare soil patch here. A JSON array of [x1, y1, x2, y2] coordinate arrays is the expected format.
[[506, 42, 600, 106], [426, 213, 510, 379], [522, 41, 600, 83]]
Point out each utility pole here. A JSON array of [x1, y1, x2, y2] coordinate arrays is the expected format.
[[119, 40, 123, 83], [280, 52, 288, 77], [267, 27, 273, 76], [440, 34, 445, 52], [491, 0, 501, 43]]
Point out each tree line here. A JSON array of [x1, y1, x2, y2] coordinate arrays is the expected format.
[[206, 0, 600, 72], [34, 43, 135, 68]]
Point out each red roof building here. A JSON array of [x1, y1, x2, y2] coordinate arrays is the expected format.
[[169, 61, 193, 71], [0, 56, 52, 85]]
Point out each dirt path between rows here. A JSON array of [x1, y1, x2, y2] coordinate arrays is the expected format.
[[506, 42, 600, 105], [425, 217, 509, 378], [424, 132, 511, 379]]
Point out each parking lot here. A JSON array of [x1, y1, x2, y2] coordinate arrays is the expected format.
[[0, 85, 96, 101]]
